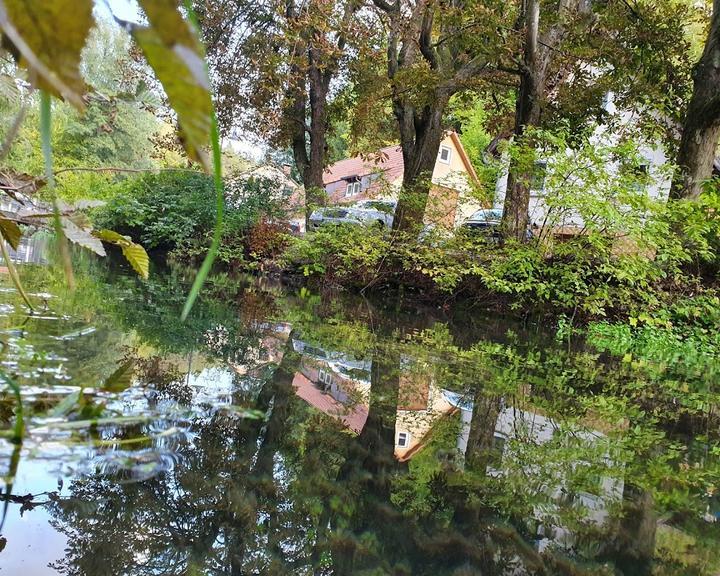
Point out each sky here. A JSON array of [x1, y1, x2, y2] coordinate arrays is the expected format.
[[95, 0, 141, 23]]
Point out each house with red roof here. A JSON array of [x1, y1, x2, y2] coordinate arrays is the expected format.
[[323, 132, 485, 228]]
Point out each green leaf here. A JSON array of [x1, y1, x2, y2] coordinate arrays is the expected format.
[[60, 217, 106, 256], [93, 228, 132, 247], [49, 389, 82, 418], [103, 360, 135, 393], [0, 0, 93, 108], [92, 229, 149, 279], [0, 217, 21, 250], [130, 1, 212, 172], [121, 242, 150, 280]]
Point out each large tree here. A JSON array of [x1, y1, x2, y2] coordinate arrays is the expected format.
[[501, 0, 591, 241], [196, 0, 360, 221], [368, 0, 509, 232], [671, 0, 720, 200], [498, 0, 696, 239]]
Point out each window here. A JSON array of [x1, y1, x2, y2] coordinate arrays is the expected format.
[[530, 161, 547, 192], [318, 369, 333, 391], [397, 431, 410, 447], [345, 181, 362, 196], [439, 145, 452, 164]]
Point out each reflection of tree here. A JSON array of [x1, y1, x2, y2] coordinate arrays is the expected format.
[[330, 341, 402, 575], [465, 389, 502, 473], [18, 271, 720, 576], [610, 484, 656, 576], [46, 331, 300, 575]]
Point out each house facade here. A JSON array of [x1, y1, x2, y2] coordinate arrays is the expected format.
[[322, 132, 485, 228], [493, 94, 673, 235]]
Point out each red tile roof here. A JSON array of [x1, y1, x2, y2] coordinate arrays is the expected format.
[[292, 372, 369, 433], [323, 144, 405, 185]]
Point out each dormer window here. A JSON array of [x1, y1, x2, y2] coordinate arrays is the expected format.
[[439, 145, 452, 164], [345, 180, 362, 197]]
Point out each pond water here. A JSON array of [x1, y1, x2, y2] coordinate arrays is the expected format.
[[0, 255, 719, 575]]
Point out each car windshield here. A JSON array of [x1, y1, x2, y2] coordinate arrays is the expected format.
[[469, 209, 503, 222]]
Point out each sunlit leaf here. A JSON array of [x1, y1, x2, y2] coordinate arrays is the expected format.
[[0, 217, 21, 250], [92, 228, 132, 247], [129, 1, 212, 172], [0, 0, 93, 108], [103, 359, 135, 393], [93, 229, 149, 279], [60, 217, 106, 256], [121, 242, 150, 280]]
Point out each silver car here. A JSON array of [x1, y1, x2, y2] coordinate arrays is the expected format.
[[461, 208, 533, 241], [309, 199, 397, 230]]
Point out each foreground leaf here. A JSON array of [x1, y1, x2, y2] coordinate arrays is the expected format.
[[61, 217, 106, 256], [121, 243, 150, 280], [0, 0, 93, 108], [0, 217, 21, 250], [92, 228, 150, 279], [93, 228, 132, 246], [130, 1, 212, 171]]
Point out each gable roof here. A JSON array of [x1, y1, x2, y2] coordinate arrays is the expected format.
[[448, 131, 480, 185], [323, 144, 404, 186], [323, 131, 480, 187]]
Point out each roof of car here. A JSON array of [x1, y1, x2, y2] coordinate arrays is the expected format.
[[468, 208, 503, 221]]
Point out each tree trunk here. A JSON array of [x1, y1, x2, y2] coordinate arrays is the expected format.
[[670, 0, 720, 200], [464, 389, 502, 472], [502, 0, 542, 242], [609, 483, 656, 575], [303, 47, 331, 220], [392, 102, 447, 233]]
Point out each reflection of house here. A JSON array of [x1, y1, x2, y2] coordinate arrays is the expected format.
[[448, 392, 624, 551], [290, 341, 455, 460], [322, 132, 484, 228], [394, 356, 455, 461]]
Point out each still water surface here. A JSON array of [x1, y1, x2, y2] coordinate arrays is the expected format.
[[0, 257, 719, 575]]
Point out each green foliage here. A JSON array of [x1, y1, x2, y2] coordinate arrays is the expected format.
[[94, 171, 287, 266], [453, 94, 511, 200], [283, 224, 391, 284], [285, 129, 720, 320]]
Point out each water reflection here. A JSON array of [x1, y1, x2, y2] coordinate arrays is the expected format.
[[0, 260, 718, 574]]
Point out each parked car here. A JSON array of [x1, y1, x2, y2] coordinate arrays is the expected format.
[[308, 207, 363, 229], [309, 199, 397, 230], [460, 208, 533, 241], [352, 199, 397, 229]]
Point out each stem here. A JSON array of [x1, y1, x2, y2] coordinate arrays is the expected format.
[[40, 92, 75, 290], [0, 239, 33, 311], [181, 111, 223, 321]]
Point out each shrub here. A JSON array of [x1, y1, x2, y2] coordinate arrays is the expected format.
[[94, 171, 288, 265]]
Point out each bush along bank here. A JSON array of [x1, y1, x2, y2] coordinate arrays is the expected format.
[[281, 186, 720, 324], [93, 171, 293, 268]]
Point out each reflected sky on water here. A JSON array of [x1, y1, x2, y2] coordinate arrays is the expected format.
[[0, 258, 719, 575]]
